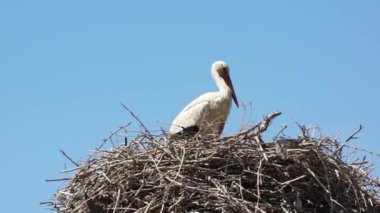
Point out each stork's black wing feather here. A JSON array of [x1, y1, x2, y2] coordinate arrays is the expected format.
[[170, 125, 200, 139]]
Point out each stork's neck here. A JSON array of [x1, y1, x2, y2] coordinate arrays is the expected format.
[[214, 75, 232, 95]]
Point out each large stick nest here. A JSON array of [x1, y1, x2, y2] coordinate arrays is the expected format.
[[46, 112, 380, 212]]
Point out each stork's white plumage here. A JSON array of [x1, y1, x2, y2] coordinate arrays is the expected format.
[[169, 61, 239, 137]]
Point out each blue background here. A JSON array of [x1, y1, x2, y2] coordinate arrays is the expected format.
[[1, 1, 379, 212]]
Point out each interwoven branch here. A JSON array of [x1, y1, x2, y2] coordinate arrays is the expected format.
[[45, 112, 380, 213]]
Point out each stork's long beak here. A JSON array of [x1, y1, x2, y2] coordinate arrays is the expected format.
[[223, 74, 239, 108]]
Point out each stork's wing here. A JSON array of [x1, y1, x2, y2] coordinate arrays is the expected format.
[[170, 125, 200, 139], [169, 92, 216, 134], [217, 121, 226, 136]]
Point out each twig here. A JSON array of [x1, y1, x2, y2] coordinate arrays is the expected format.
[[45, 178, 71, 182], [255, 158, 263, 212], [280, 175, 306, 187], [306, 168, 329, 194], [333, 125, 363, 156], [273, 125, 287, 140], [112, 189, 121, 213], [89, 122, 131, 160], [256, 111, 282, 133], [171, 146, 186, 183], [345, 125, 363, 143], [121, 103, 151, 136], [60, 149, 79, 167]]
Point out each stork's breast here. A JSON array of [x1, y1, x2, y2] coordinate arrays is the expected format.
[[203, 97, 231, 123]]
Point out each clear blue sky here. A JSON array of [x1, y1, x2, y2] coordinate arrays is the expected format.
[[1, 1, 379, 212]]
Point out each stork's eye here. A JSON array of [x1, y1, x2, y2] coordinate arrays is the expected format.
[[219, 67, 228, 77]]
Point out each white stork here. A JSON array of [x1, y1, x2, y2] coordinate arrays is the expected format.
[[169, 60, 239, 137]]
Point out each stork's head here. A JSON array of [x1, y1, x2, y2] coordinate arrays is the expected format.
[[211, 61, 239, 107]]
